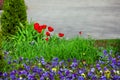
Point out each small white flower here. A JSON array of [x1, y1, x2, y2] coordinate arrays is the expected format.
[[69, 70, 73, 72], [116, 70, 120, 75], [19, 76, 23, 80], [81, 73, 86, 78], [100, 70, 103, 73], [42, 68, 45, 71]]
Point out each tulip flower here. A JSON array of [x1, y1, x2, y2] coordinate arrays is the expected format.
[[45, 37, 49, 41], [48, 26, 54, 32], [37, 26, 43, 33], [34, 22, 39, 30], [58, 33, 64, 37], [46, 31, 50, 36], [41, 24, 47, 29], [79, 31, 82, 35]]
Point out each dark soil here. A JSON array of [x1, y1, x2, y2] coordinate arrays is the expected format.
[[94, 39, 120, 52]]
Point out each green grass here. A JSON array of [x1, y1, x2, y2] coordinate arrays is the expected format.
[[1, 22, 120, 72]]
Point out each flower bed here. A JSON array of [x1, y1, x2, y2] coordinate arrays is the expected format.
[[1, 22, 120, 80], [0, 50, 120, 79]]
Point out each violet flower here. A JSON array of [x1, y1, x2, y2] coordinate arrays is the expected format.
[[18, 70, 28, 75], [3, 72, 8, 77], [4, 51, 9, 55], [100, 75, 107, 80], [40, 57, 46, 65], [8, 61, 11, 64], [24, 65, 30, 71], [92, 75, 98, 80], [40, 76, 44, 80], [52, 57, 59, 67], [10, 74, 16, 80], [42, 72, 49, 77], [78, 69, 84, 74], [59, 60, 64, 66], [96, 64, 101, 70], [90, 68, 95, 73], [52, 57, 58, 61], [19, 57, 24, 61], [0, 72, 3, 77], [70, 62, 78, 69], [112, 58, 117, 64], [27, 73, 35, 80], [78, 76, 84, 80], [88, 72, 94, 78], [117, 60, 120, 66], [113, 75, 120, 80], [103, 50, 108, 56]]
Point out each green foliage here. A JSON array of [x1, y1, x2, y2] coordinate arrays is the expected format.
[[0, 31, 5, 72], [2, 22, 119, 71], [2, 22, 98, 64], [1, 0, 27, 36]]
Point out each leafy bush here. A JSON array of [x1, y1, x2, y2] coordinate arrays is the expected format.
[[0, 0, 27, 36], [0, 31, 5, 72]]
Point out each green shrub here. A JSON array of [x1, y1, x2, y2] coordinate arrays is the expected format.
[[0, 0, 27, 36], [0, 31, 5, 72]]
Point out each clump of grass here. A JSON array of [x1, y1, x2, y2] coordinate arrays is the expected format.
[[2, 22, 98, 65]]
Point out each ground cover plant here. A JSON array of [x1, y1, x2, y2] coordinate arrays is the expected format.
[[0, 30, 5, 72], [0, 22, 120, 79], [0, 49, 120, 79], [1, 0, 27, 36]]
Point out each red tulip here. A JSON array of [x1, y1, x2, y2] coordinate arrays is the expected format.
[[37, 26, 43, 33], [41, 24, 47, 29], [48, 26, 54, 32], [79, 31, 82, 35], [37, 29, 42, 33], [58, 33, 64, 37], [34, 23, 39, 30], [46, 31, 50, 36], [45, 37, 49, 41]]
